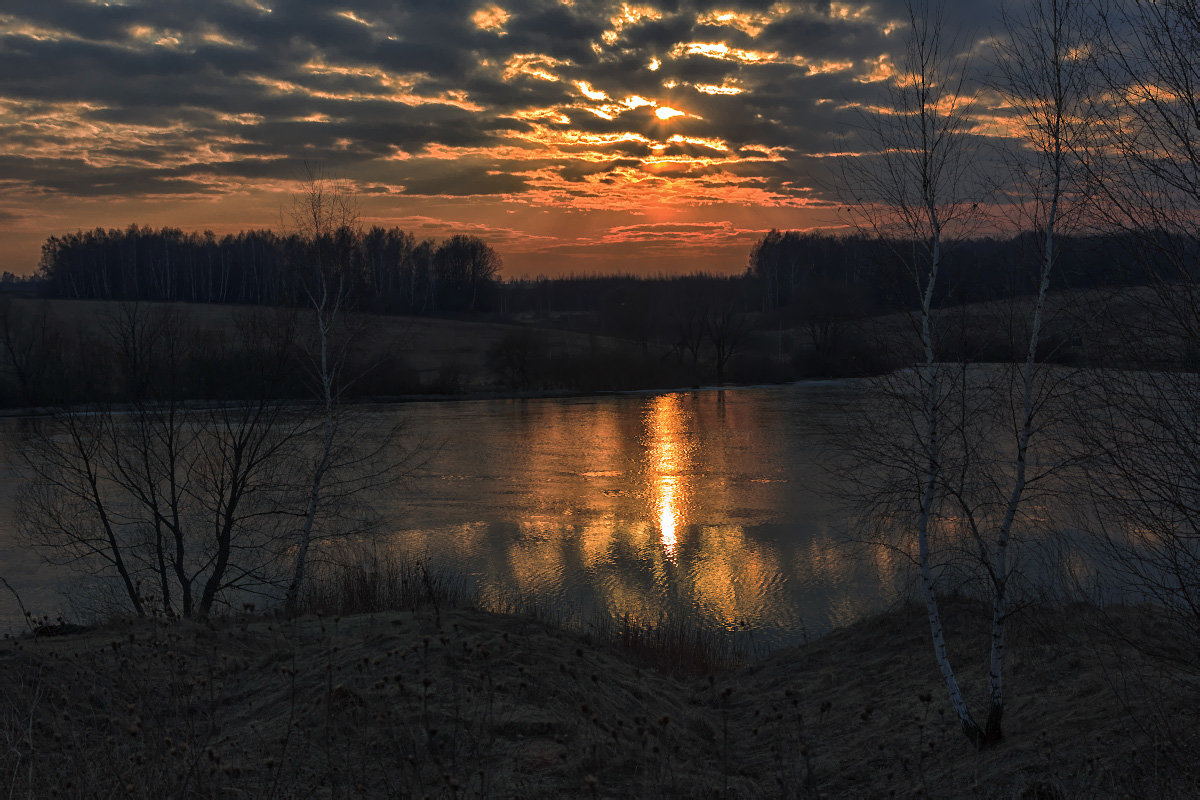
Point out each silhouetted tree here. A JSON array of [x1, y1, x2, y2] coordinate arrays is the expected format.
[[432, 235, 502, 312], [1067, 0, 1200, 660], [17, 306, 308, 618]]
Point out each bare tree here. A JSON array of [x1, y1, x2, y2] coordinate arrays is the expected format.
[[705, 302, 754, 385], [281, 168, 413, 614], [1087, 0, 1200, 250], [838, 0, 1090, 748], [1066, 0, 1200, 657], [669, 290, 710, 386], [486, 329, 547, 391], [16, 305, 308, 618], [431, 235, 502, 312], [970, 0, 1095, 742], [281, 168, 360, 614], [839, 0, 992, 747]]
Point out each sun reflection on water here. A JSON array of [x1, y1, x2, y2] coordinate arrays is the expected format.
[[647, 394, 689, 560], [658, 476, 678, 557], [374, 387, 908, 644]]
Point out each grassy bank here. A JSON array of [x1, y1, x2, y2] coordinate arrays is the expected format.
[[0, 297, 867, 412], [2, 591, 1197, 798]]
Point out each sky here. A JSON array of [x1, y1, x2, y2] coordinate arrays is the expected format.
[[0, 0, 1001, 277]]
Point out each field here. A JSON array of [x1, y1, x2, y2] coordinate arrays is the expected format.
[[0, 298, 651, 399]]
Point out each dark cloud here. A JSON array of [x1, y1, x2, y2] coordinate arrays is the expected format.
[[0, 0, 1006, 207], [0, 155, 227, 196]]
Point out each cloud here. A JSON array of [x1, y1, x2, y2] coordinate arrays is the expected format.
[[601, 220, 761, 246], [0, 0, 1015, 272]]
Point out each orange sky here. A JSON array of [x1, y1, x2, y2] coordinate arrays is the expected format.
[[0, 1, 1000, 277]]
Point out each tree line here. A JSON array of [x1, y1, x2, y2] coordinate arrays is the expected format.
[[746, 228, 1165, 313], [37, 225, 502, 314], [33, 225, 1169, 319]]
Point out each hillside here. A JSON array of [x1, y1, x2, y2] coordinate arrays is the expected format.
[[2, 601, 1196, 798]]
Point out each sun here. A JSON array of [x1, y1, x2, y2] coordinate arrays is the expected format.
[[655, 106, 684, 120]]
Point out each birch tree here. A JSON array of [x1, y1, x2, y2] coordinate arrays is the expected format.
[[281, 168, 411, 614], [975, 0, 1092, 744], [838, 0, 1090, 748], [280, 169, 356, 614], [840, 0, 988, 747]]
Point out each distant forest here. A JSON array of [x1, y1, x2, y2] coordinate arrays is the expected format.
[[31, 226, 502, 314], [20, 225, 1164, 326]]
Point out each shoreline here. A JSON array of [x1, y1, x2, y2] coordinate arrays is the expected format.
[[0, 377, 858, 419]]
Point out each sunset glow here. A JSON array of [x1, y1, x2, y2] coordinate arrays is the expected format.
[[0, 2, 1014, 276], [3, 0, 1194, 786]]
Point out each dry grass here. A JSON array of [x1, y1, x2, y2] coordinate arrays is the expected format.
[[299, 554, 751, 679], [2, 591, 1197, 798], [4, 298, 637, 397], [587, 612, 754, 679], [296, 555, 474, 618]]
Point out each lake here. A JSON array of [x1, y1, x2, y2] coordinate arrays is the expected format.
[[0, 383, 915, 642]]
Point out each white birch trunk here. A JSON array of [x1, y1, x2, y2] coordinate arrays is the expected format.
[[987, 131, 1062, 739], [915, 214, 985, 744]]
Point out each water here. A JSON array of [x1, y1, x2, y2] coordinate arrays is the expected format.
[[0, 383, 910, 643], [352, 382, 908, 646]]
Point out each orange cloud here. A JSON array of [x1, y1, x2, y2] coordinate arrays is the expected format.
[[472, 4, 510, 33]]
